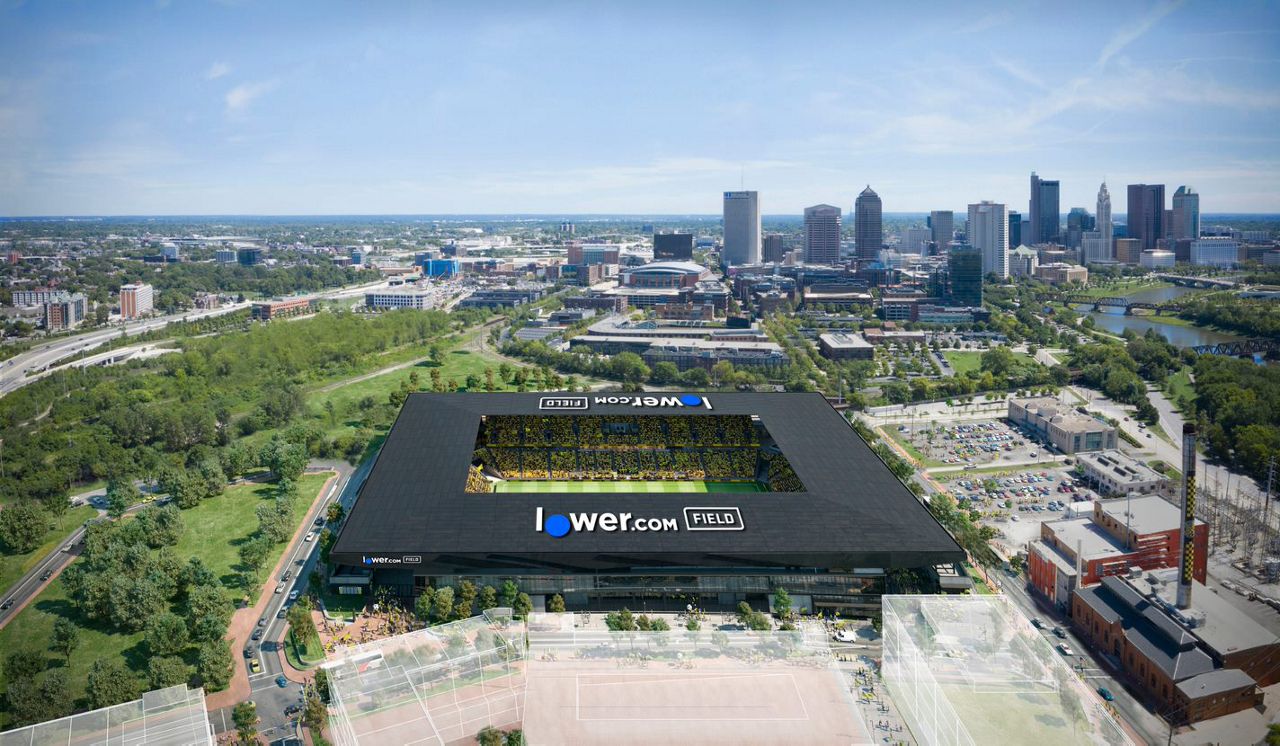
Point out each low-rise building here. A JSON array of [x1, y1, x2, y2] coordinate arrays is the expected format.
[[458, 288, 545, 309], [641, 338, 788, 372], [43, 292, 87, 331], [1076, 450, 1172, 497], [365, 290, 436, 310], [1190, 238, 1240, 268], [10, 288, 62, 307], [818, 332, 875, 360], [1035, 262, 1088, 285], [1009, 245, 1039, 276], [251, 297, 313, 320], [562, 295, 627, 313], [861, 328, 927, 345], [1007, 396, 1117, 454], [1071, 569, 1278, 723], [1028, 495, 1207, 610]]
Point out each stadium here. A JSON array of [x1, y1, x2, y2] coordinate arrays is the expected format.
[[329, 392, 964, 614]]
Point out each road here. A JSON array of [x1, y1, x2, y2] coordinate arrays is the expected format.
[[1000, 570, 1169, 744], [209, 457, 376, 740], [0, 279, 390, 397], [0, 483, 157, 629]]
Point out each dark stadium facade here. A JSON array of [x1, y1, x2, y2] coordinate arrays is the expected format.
[[329, 392, 964, 614]]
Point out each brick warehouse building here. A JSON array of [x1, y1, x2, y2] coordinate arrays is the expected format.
[[1028, 495, 1207, 610]]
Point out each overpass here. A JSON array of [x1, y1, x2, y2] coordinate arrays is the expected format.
[[1191, 338, 1279, 358]]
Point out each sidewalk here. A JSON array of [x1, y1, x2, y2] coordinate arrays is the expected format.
[[206, 470, 337, 711]]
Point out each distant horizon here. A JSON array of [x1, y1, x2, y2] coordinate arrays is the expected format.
[[3, 211, 1280, 223]]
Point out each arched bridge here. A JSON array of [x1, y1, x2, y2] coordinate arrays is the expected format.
[[1191, 338, 1279, 357]]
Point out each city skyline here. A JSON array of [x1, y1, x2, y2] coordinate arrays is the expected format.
[[1, 1, 1278, 216]]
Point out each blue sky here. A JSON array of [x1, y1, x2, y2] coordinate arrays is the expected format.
[[1, 0, 1278, 215]]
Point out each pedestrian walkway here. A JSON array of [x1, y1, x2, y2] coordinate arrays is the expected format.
[[842, 660, 916, 745]]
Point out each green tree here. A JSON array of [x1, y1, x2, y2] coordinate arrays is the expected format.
[[771, 588, 793, 619], [262, 438, 308, 483], [0, 501, 47, 553], [432, 586, 455, 623], [980, 345, 1017, 377], [610, 352, 650, 384], [477, 726, 505, 746], [86, 658, 141, 709], [547, 594, 566, 613], [148, 655, 190, 689], [454, 579, 477, 620], [302, 688, 328, 736], [50, 617, 80, 662], [146, 612, 190, 656], [414, 587, 436, 623], [651, 361, 680, 385], [499, 579, 518, 608], [513, 592, 532, 619], [288, 597, 317, 646], [605, 609, 637, 631], [186, 584, 234, 643], [198, 640, 234, 691], [479, 585, 498, 611], [233, 701, 260, 744], [105, 477, 138, 519], [326, 502, 345, 524]]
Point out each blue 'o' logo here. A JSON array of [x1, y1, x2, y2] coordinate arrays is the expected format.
[[545, 514, 571, 538], [679, 395, 702, 406]]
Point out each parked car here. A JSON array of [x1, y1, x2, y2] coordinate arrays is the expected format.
[[1097, 687, 1115, 702], [284, 703, 302, 716], [243, 646, 254, 659], [276, 675, 289, 688], [314, 516, 325, 526], [1052, 627, 1066, 639], [277, 608, 288, 619], [40, 570, 53, 581], [304, 532, 316, 542], [0, 598, 13, 611], [1057, 643, 1074, 656], [257, 617, 267, 627], [1030, 618, 1044, 629], [275, 584, 285, 594], [288, 590, 300, 602], [251, 629, 263, 641], [281, 571, 292, 582], [250, 659, 262, 674]]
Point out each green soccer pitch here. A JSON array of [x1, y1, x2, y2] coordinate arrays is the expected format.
[[492, 480, 765, 494]]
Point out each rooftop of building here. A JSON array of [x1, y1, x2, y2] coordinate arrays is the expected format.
[[623, 261, 710, 274], [1030, 539, 1079, 576], [1010, 396, 1112, 434], [1175, 668, 1255, 699], [1095, 494, 1200, 536], [1044, 518, 1128, 562], [1075, 577, 1216, 682], [1078, 450, 1169, 486], [818, 332, 873, 349], [1131, 568, 1278, 657]]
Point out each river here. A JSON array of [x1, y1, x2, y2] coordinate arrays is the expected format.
[[1075, 285, 1244, 348]]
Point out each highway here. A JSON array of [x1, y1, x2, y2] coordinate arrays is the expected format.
[[0, 279, 391, 397]]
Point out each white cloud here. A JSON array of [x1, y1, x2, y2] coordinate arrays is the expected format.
[[224, 80, 276, 113], [958, 10, 1013, 35], [1096, 0, 1183, 69], [205, 61, 231, 80]]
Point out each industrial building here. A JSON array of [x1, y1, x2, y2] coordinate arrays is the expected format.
[[1007, 396, 1117, 454]]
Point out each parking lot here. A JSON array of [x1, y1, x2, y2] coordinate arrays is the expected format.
[[938, 464, 1100, 549], [896, 418, 1048, 467]]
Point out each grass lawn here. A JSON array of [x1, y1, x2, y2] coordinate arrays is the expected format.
[[0, 474, 330, 724], [285, 630, 325, 669], [320, 590, 365, 622], [493, 480, 764, 494], [943, 350, 1037, 376], [942, 685, 1096, 746], [0, 505, 96, 593], [1164, 367, 1195, 409], [174, 472, 330, 602], [1073, 280, 1174, 299], [883, 428, 946, 468]]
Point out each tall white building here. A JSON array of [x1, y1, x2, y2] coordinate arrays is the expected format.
[[119, 283, 154, 319], [1081, 233, 1112, 264], [1172, 186, 1200, 240], [1190, 238, 1239, 268], [900, 227, 932, 255], [1096, 182, 1112, 248], [968, 201, 1009, 278], [722, 191, 761, 265]]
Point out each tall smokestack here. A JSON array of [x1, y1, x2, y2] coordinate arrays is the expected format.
[[1177, 424, 1198, 610]]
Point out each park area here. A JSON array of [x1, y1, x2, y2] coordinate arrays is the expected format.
[[493, 480, 763, 494], [0, 473, 330, 726]]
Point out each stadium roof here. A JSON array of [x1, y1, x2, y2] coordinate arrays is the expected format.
[[332, 392, 964, 574]]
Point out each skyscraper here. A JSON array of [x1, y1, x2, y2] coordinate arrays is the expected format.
[[929, 210, 954, 253], [722, 191, 761, 265], [1029, 172, 1061, 244], [947, 248, 983, 306], [803, 204, 842, 265], [854, 187, 883, 262], [968, 201, 1009, 278], [1126, 184, 1166, 251], [1007, 211, 1022, 248], [1066, 208, 1093, 249], [1172, 186, 1200, 241], [1096, 182, 1113, 248]]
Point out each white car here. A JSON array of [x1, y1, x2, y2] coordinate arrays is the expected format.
[[1057, 643, 1074, 656], [288, 590, 300, 601], [274, 584, 285, 594], [304, 532, 316, 542]]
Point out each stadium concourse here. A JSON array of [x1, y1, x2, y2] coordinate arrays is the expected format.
[[330, 393, 964, 615], [322, 609, 873, 746]]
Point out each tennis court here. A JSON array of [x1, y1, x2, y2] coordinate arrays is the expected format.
[[493, 480, 764, 494]]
